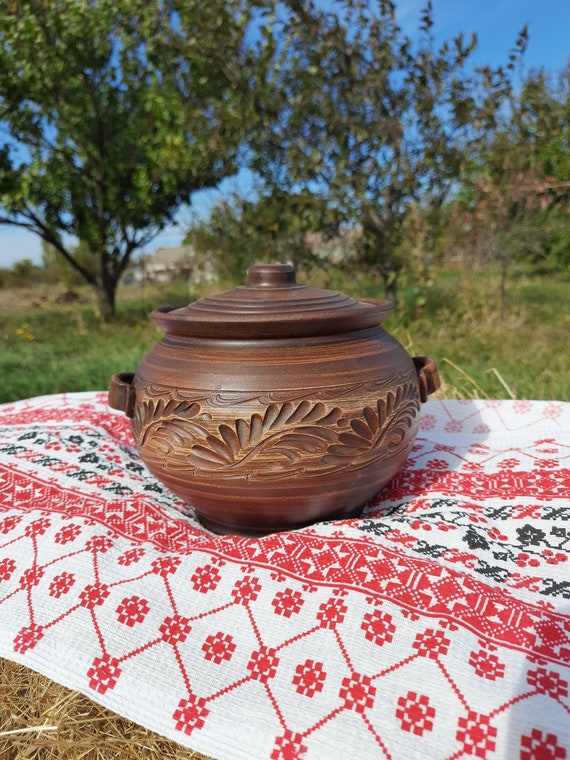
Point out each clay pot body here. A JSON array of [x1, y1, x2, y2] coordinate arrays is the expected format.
[[109, 265, 439, 536]]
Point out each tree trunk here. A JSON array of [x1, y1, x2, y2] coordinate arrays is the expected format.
[[383, 275, 398, 303], [362, 216, 399, 303], [94, 277, 117, 320]]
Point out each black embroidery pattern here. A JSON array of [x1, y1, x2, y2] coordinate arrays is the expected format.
[[358, 499, 570, 599]]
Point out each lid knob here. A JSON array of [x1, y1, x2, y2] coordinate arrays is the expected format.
[[247, 264, 297, 288]]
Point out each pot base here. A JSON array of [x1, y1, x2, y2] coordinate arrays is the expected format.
[[194, 500, 366, 537]]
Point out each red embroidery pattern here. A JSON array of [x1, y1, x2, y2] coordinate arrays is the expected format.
[[0, 393, 569, 759], [292, 660, 327, 697], [521, 730, 567, 760], [396, 691, 436, 736], [116, 596, 150, 627], [456, 711, 497, 758], [202, 632, 236, 664], [469, 649, 506, 681]]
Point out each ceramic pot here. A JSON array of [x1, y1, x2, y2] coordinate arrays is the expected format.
[[109, 264, 439, 535]]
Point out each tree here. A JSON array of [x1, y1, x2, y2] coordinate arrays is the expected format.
[[184, 187, 334, 283], [0, 0, 266, 317], [455, 60, 570, 310], [249, 0, 520, 300]]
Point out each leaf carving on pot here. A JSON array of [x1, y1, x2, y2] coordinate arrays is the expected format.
[[322, 383, 420, 469], [134, 381, 420, 479], [133, 397, 203, 449], [186, 401, 342, 473]]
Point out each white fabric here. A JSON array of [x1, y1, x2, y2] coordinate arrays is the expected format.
[[0, 394, 568, 759]]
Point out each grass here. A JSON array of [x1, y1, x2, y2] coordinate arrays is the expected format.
[[0, 281, 189, 403], [0, 264, 569, 404], [385, 266, 570, 400]]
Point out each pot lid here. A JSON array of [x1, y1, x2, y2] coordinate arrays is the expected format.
[[151, 264, 393, 339]]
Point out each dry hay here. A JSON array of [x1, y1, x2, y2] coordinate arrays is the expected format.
[[0, 658, 213, 760]]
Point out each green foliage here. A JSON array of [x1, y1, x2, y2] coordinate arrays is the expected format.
[[0, 0, 266, 316], [538, 209, 570, 273], [456, 62, 570, 277], [248, 0, 522, 299], [184, 188, 333, 283], [185, 197, 258, 284], [1, 0, 567, 310]]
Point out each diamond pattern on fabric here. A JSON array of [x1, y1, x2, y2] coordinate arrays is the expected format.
[[0, 394, 569, 759]]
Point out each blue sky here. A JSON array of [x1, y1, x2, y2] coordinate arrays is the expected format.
[[1, 0, 569, 268]]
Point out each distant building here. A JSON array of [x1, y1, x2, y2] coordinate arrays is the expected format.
[[307, 227, 362, 264], [128, 245, 216, 285], [142, 246, 193, 282]]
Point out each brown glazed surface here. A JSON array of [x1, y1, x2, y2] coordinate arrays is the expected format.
[[109, 266, 439, 535]]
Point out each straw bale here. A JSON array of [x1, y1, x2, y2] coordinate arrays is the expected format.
[[0, 658, 213, 759]]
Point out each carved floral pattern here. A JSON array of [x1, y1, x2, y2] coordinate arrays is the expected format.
[[132, 376, 420, 480]]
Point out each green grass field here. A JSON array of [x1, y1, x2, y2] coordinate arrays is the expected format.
[[1, 264, 569, 404]]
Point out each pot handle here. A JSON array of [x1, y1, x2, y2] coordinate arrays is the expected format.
[[108, 372, 136, 418], [412, 356, 440, 403]]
